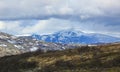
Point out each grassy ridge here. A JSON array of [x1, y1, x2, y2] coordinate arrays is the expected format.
[[0, 43, 120, 72]]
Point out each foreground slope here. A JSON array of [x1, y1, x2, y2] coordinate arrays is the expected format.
[[0, 43, 120, 72]]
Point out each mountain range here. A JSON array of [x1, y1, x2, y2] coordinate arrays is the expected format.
[[0, 29, 120, 57], [30, 29, 120, 44]]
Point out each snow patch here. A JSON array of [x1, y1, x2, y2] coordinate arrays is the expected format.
[[30, 47, 38, 52], [14, 45, 24, 49], [0, 44, 7, 47], [8, 40, 16, 44]]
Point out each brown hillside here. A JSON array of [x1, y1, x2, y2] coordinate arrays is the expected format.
[[0, 43, 120, 72]]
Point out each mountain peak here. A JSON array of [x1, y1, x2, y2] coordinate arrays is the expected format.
[[54, 29, 84, 37], [15, 34, 31, 37]]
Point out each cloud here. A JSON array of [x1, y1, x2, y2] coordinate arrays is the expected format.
[[0, 18, 120, 37], [0, 0, 120, 37], [0, 22, 5, 29], [0, 21, 23, 34], [0, 18, 72, 35], [0, 0, 119, 20], [21, 18, 74, 34]]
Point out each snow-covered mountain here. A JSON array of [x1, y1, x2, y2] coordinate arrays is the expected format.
[[31, 29, 120, 44], [1, 30, 120, 57]]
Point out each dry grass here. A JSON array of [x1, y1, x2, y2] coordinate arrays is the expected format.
[[0, 43, 120, 72]]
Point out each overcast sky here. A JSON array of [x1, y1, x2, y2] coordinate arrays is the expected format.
[[0, 0, 120, 37]]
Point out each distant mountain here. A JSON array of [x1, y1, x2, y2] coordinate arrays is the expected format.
[[31, 29, 120, 44]]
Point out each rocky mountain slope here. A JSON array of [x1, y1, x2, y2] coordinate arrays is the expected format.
[[0, 32, 22, 57], [0, 43, 120, 72], [31, 29, 120, 44], [0, 30, 120, 57], [0, 32, 77, 57], [0, 47, 21, 57]]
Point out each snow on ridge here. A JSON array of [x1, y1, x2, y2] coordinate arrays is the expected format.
[[15, 34, 31, 37]]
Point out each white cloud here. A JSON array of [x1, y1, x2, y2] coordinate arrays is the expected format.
[[0, 0, 120, 37], [0, 0, 119, 19], [0, 18, 79, 35], [0, 21, 23, 34], [0, 18, 120, 37], [0, 22, 5, 29], [21, 20, 48, 34], [21, 18, 74, 34]]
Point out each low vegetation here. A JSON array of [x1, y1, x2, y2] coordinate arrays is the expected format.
[[0, 43, 120, 72]]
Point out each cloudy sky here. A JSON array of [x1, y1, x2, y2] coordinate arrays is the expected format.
[[0, 0, 120, 37]]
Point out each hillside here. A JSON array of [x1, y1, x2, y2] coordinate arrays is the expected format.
[[0, 31, 77, 57], [0, 32, 22, 57], [0, 43, 120, 72], [0, 47, 21, 57]]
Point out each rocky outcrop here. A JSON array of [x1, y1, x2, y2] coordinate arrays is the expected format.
[[0, 47, 21, 57]]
